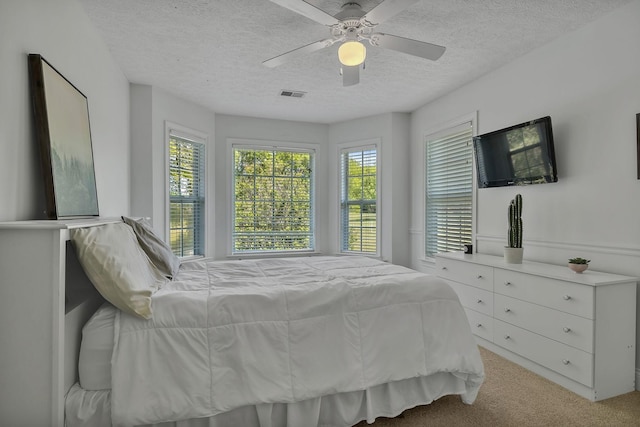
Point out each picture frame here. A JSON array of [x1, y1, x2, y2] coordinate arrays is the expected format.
[[637, 113, 640, 180], [28, 54, 99, 219]]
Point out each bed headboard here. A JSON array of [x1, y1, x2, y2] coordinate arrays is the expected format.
[[64, 240, 105, 392], [0, 218, 112, 425]]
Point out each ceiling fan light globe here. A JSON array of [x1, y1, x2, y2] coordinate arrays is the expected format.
[[338, 41, 366, 66]]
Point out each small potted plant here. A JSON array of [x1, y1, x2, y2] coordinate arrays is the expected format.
[[568, 257, 590, 273]]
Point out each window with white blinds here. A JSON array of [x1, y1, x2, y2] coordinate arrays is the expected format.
[[425, 122, 473, 258], [169, 132, 205, 257], [232, 146, 315, 253], [340, 146, 378, 254]]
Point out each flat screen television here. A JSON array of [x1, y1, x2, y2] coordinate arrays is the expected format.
[[473, 116, 558, 188]]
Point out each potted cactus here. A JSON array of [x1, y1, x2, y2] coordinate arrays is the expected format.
[[568, 257, 590, 273], [504, 194, 524, 264]]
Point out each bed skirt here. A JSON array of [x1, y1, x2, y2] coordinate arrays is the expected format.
[[65, 371, 475, 427]]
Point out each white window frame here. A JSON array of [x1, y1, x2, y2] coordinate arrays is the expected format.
[[422, 112, 477, 263], [228, 138, 317, 256], [165, 121, 208, 259], [337, 139, 380, 256]]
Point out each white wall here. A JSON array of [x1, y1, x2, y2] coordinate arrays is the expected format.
[[329, 113, 411, 266], [130, 85, 154, 223], [0, 0, 130, 221], [410, 0, 640, 372], [390, 113, 411, 266], [130, 85, 216, 255], [214, 114, 330, 258]]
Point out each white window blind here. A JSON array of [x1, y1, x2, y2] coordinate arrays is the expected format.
[[340, 146, 377, 254], [425, 123, 473, 257], [232, 146, 315, 253], [169, 132, 205, 257]]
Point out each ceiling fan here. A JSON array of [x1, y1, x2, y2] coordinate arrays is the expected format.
[[263, 0, 446, 86]]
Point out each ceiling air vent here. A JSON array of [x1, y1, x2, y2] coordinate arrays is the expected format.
[[280, 90, 306, 98]]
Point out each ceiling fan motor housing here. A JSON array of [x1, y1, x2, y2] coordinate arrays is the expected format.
[[335, 2, 366, 21]]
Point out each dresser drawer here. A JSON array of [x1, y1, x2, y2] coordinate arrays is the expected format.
[[436, 257, 493, 291], [494, 320, 593, 387], [494, 269, 594, 319], [464, 308, 493, 342], [494, 294, 594, 353], [446, 280, 493, 317]]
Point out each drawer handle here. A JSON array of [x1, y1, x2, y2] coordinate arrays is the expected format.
[[504, 308, 511, 313], [563, 295, 572, 300], [441, 266, 448, 270], [562, 359, 571, 365], [504, 335, 511, 340], [477, 299, 483, 304], [477, 275, 483, 279], [504, 281, 512, 286], [563, 327, 571, 333], [476, 323, 483, 328]]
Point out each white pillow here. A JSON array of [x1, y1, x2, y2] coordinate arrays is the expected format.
[[71, 222, 166, 319], [79, 303, 116, 390]]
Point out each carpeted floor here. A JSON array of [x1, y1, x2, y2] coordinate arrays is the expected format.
[[353, 346, 640, 427]]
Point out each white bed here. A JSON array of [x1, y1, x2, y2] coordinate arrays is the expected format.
[[64, 221, 484, 427]]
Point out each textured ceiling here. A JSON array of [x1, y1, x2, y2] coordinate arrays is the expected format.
[[79, 0, 631, 124]]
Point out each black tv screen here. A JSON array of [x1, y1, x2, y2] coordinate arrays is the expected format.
[[473, 116, 558, 188]]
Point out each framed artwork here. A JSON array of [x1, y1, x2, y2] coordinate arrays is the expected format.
[[28, 54, 99, 219], [637, 113, 640, 180]]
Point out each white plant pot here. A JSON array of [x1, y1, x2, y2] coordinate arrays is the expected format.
[[504, 247, 524, 264], [568, 263, 589, 273]]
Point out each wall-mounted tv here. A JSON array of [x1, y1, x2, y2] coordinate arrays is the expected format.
[[473, 116, 558, 188]]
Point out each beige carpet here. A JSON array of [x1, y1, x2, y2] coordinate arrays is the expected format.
[[354, 346, 640, 427]]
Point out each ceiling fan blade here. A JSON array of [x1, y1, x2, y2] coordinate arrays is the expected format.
[[371, 33, 446, 61], [268, 0, 339, 26], [263, 38, 338, 68], [362, 0, 421, 24], [342, 65, 359, 87]]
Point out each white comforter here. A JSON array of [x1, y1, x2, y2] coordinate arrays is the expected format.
[[110, 256, 484, 426]]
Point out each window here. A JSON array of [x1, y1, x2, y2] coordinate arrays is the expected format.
[[340, 146, 378, 254], [425, 122, 473, 257], [232, 145, 314, 253], [168, 130, 205, 257]]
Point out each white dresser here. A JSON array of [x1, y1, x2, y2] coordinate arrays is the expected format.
[[436, 252, 637, 401]]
